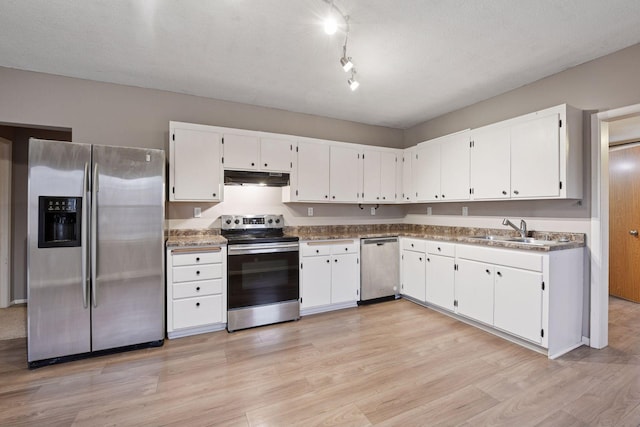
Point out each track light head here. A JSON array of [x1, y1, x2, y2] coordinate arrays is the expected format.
[[324, 16, 338, 34], [348, 70, 359, 91], [340, 56, 353, 72]]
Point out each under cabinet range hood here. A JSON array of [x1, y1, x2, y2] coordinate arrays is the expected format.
[[224, 170, 290, 187]]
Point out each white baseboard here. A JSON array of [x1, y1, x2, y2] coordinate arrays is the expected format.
[[11, 299, 27, 305], [582, 336, 591, 346]]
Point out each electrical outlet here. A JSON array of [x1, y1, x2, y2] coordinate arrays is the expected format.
[[427, 207, 432, 216], [370, 207, 376, 216], [462, 206, 468, 216], [307, 207, 313, 216], [194, 207, 201, 218]]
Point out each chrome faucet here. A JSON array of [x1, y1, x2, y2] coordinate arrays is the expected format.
[[502, 218, 527, 239]]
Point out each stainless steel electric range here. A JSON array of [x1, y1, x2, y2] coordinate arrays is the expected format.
[[221, 214, 300, 332]]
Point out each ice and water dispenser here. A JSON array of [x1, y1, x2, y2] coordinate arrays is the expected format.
[[38, 196, 82, 248]]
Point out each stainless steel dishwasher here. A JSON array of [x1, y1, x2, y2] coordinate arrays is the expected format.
[[360, 237, 399, 304]]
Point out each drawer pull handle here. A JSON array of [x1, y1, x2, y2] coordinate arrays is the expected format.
[[196, 302, 200, 307], [196, 286, 201, 291]]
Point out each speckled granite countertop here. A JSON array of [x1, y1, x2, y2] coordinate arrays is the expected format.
[[166, 224, 585, 252]]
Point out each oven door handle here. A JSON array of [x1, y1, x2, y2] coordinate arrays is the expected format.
[[228, 243, 299, 255]]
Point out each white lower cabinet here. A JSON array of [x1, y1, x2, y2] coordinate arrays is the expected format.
[[166, 246, 227, 338], [400, 238, 426, 302], [300, 240, 360, 315], [454, 259, 494, 326], [401, 239, 584, 359]]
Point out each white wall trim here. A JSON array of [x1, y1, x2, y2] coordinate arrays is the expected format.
[[0, 137, 11, 309], [591, 103, 640, 349], [11, 299, 26, 305]]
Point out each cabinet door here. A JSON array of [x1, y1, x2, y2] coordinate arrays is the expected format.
[[171, 127, 222, 201], [455, 259, 494, 325], [470, 125, 510, 200], [380, 151, 397, 202], [330, 145, 361, 202], [301, 256, 332, 309], [362, 149, 381, 202], [297, 141, 330, 201], [494, 266, 543, 344], [414, 142, 440, 202], [401, 250, 426, 301], [402, 147, 415, 202], [440, 132, 470, 201], [425, 254, 455, 311], [510, 114, 560, 198], [331, 253, 359, 304], [223, 133, 259, 170], [261, 137, 292, 172]]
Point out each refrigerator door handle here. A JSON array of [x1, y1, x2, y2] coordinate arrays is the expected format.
[[91, 162, 99, 308], [81, 162, 89, 309]]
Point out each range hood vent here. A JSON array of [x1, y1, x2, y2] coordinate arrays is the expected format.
[[224, 170, 290, 187]]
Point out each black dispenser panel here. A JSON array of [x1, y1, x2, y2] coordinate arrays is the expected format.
[[38, 196, 82, 248]]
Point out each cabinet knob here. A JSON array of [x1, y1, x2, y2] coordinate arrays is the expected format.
[[419, 257, 422, 261], [332, 195, 335, 199], [441, 194, 445, 199], [334, 259, 338, 263], [196, 302, 200, 307], [251, 162, 255, 166], [435, 194, 438, 199], [411, 243, 414, 247], [377, 197, 380, 200], [497, 271, 502, 277], [213, 193, 217, 197], [264, 163, 268, 167], [502, 190, 507, 195], [513, 190, 519, 195], [630, 230, 638, 236], [326, 259, 330, 263], [316, 249, 319, 253], [345, 247, 348, 251], [196, 286, 201, 291], [427, 257, 430, 262], [196, 271, 200, 275], [437, 247, 441, 251], [383, 196, 386, 200], [196, 257, 200, 262], [485, 269, 490, 274], [325, 195, 328, 199]]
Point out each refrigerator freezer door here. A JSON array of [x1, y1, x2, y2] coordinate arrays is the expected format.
[[90, 145, 165, 351], [28, 139, 92, 362]]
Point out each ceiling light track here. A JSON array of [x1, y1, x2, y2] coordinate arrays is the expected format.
[[321, 0, 360, 91]]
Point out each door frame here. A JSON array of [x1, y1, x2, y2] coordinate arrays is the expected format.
[[0, 137, 12, 308], [591, 102, 640, 349]]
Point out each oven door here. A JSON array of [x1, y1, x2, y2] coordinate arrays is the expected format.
[[227, 242, 299, 309]]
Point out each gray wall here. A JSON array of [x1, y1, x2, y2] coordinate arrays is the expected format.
[[0, 67, 403, 150]]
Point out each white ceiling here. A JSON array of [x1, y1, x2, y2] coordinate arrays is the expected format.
[[1, 0, 640, 129]]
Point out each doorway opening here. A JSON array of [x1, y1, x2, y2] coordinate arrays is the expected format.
[[0, 124, 71, 340]]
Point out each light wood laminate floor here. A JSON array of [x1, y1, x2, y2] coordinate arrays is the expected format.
[[1, 297, 640, 426]]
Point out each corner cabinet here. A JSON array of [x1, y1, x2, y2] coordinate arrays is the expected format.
[[169, 121, 223, 202], [166, 246, 227, 338], [362, 148, 399, 203], [300, 240, 360, 315]]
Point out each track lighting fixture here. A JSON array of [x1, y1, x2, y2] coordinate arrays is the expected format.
[[321, 0, 361, 91], [348, 70, 359, 91]]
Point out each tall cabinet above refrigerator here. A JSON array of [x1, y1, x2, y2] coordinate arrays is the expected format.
[[27, 139, 165, 368]]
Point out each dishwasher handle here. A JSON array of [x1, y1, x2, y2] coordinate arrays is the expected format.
[[362, 237, 398, 245]]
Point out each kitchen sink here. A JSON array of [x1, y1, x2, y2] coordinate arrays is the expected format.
[[469, 235, 558, 246], [469, 235, 508, 241]]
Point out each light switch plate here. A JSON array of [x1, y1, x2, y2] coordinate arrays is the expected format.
[[427, 207, 432, 215], [462, 206, 468, 216], [194, 207, 201, 218], [370, 207, 376, 216], [307, 207, 313, 216]]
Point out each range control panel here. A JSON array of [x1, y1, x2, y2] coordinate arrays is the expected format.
[[221, 214, 284, 230]]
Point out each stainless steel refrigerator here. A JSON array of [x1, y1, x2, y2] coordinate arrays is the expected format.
[[27, 138, 165, 368]]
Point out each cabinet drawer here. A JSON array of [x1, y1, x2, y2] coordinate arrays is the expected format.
[[173, 279, 222, 299], [426, 241, 455, 257], [331, 241, 358, 255], [172, 264, 222, 283], [172, 249, 222, 266], [301, 242, 332, 257], [173, 295, 223, 330], [402, 238, 426, 252]]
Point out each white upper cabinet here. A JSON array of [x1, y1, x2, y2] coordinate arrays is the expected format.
[[470, 104, 582, 201], [362, 149, 398, 203], [260, 137, 293, 172], [470, 125, 511, 200], [223, 133, 292, 172], [169, 122, 223, 202], [414, 130, 471, 202], [296, 140, 331, 201], [330, 145, 361, 202], [401, 147, 415, 202], [510, 113, 560, 198]]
